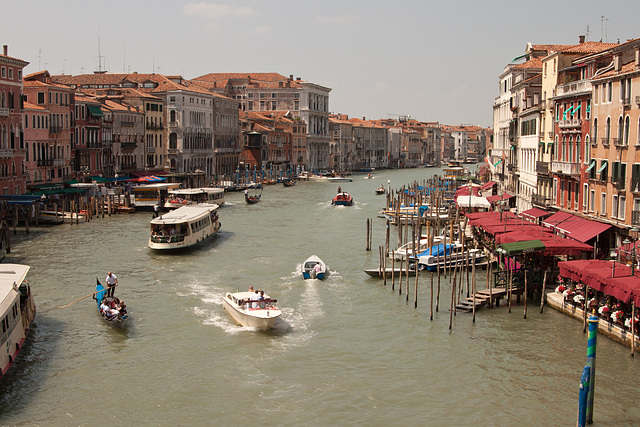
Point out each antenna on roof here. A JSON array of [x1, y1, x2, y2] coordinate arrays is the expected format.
[[585, 24, 590, 41], [95, 36, 106, 74]]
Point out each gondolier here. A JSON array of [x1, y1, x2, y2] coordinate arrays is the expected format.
[[105, 272, 118, 297]]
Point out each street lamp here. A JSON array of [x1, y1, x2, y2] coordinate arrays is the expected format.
[[631, 227, 639, 275]]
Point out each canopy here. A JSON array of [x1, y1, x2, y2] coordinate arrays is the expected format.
[[456, 195, 491, 208], [480, 181, 496, 191], [495, 230, 592, 257], [417, 243, 455, 258], [543, 211, 573, 229], [559, 260, 640, 305], [87, 105, 104, 117], [498, 240, 545, 256], [521, 208, 551, 220], [136, 175, 166, 182], [555, 216, 611, 243], [487, 192, 515, 204]]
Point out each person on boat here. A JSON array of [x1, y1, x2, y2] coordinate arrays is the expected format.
[[153, 203, 159, 218], [337, 186, 342, 193], [250, 290, 260, 309], [258, 290, 265, 308], [105, 272, 118, 297], [248, 285, 254, 292], [313, 262, 323, 274]]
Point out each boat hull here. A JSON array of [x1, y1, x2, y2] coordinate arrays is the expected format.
[[222, 292, 281, 331]]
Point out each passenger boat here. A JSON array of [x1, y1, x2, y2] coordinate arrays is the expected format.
[[94, 279, 128, 328], [245, 193, 261, 204], [164, 187, 225, 210], [148, 204, 221, 250], [332, 192, 353, 206], [133, 182, 180, 210], [222, 291, 282, 331], [412, 242, 486, 272], [301, 255, 328, 280], [0, 264, 36, 379], [375, 185, 386, 195]]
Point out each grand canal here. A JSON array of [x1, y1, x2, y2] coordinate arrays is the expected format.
[[0, 168, 638, 426]]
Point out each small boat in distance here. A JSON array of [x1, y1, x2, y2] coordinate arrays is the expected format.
[[283, 179, 296, 187], [375, 185, 386, 195], [332, 192, 353, 206], [327, 176, 352, 182], [149, 204, 221, 250], [222, 291, 282, 331], [301, 255, 328, 280], [363, 267, 416, 278], [0, 264, 36, 379], [94, 279, 128, 328]]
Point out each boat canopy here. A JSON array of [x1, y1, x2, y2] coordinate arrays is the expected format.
[[417, 243, 455, 257]]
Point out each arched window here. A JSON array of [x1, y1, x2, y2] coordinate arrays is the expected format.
[[624, 115, 630, 145], [585, 135, 590, 162], [618, 115, 624, 142], [593, 118, 598, 143], [605, 117, 611, 143]]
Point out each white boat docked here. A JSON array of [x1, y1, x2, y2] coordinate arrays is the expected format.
[[412, 242, 486, 272], [301, 255, 328, 280], [38, 210, 65, 224], [389, 237, 443, 260], [164, 187, 225, 210], [222, 291, 282, 331], [148, 204, 221, 250], [0, 264, 36, 378]]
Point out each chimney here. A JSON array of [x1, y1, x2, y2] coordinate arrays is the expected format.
[[614, 53, 622, 71], [2, 45, 7, 56], [289, 74, 293, 80], [579, 35, 585, 44]]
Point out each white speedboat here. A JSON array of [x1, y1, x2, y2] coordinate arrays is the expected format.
[[301, 255, 328, 280], [327, 176, 352, 182], [148, 204, 221, 250], [0, 264, 36, 378], [390, 237, 443, 260], [412, 242, 486, 272], [222, 291, 282, 331]]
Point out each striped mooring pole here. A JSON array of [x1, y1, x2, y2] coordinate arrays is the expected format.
[[586, 314, 598, 424]]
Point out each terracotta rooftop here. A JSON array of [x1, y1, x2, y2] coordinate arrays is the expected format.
[[513, 57, 543, 69], [560, 41, 618, 55]]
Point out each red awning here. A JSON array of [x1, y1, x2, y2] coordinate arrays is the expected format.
[[556, 217, 612, 243], [521, 208, 551, 220], [542, 211, 573, 229], [486, 192, 514, 203], [559, 260, 640, 305], [480, 181, 496, 191]]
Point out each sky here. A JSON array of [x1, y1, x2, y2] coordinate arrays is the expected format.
[[3, 0, 640, 128]]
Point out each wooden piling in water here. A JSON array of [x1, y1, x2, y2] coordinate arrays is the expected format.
[[540, 269, 548, 313], [523, 268, 528, 319], [366, 219, 370, 251]]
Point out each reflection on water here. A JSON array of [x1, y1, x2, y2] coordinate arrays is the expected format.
[[0, 167, 639, 425]]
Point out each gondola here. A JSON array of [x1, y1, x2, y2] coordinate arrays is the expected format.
[[245, 193, 261, 204], [93, 279, 128, 328], [283, 179, 296, 187]]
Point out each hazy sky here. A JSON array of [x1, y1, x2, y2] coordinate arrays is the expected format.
[[3, 0, 640, 127]]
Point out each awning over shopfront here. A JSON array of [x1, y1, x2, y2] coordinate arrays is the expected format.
[[559, 260, 640, 305], [543, 211, 573, 229], [480, 181, 496, 191], [486, 192, 514, 204], [456, 195, 491, 209], [522, 207, 552, 220], [498, 240, 546, 256], [556, 216, 612, 243]]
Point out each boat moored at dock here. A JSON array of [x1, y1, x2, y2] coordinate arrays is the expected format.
[[148, 204, 221, 250], [0, 264, 36, 378], [412, 242, 486, 271], [222, 291, 282, 331]]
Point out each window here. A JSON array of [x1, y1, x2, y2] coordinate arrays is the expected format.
[[37, 92, 45, 104], [619, 196, 626, 220], [594, 84, 599, 104], [593, 118, 598, 143], [624, 116, 630, 145], [601, 192, 607, 215], [8, 69, 13, 80], [607, 82, 612, 103], [605, 117, 611, 143], [0, 67, 5, 78], [590, 189, 595, 212], [613, 195, 619, 218]]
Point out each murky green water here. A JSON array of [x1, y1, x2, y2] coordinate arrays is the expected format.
[[0, 168, 638, 426]]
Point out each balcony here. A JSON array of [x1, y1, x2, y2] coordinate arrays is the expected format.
[[37, 159, 53, 167], [121, 142, 137, 150], [168, 148, 179, 155], [53, 159, 65, 167], [0, 149, 12, 159], [556, 80, 592, 97], [601, 137, 610, 147], [633, 210, 640, 226], [120, 162, 137, 170], [146, 123, 164, 130], [146, 146, 156, 153], [49, 126, 62, 135], [536, 161, 549, 175], [551, 160, 580, 176], [636, 96, 640, 105], [0, 108, 8, 117], [623, 97, 631, 108]]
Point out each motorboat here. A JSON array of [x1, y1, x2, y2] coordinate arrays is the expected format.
[[389, 237, 445, 260], [94, 279, 128, 328], [363, 267, 416, 278], [332, 192, 353, 206], [301, 255, 328, 280], [411, 242, 486, 272], [0, 264, 36, 378], [149, 204, 221, 250], [327, 176, 352, 182], [222, 291, 282, 331], [375, 185, 386, 195]]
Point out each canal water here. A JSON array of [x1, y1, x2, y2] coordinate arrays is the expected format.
[[0, 168, 639, 426]]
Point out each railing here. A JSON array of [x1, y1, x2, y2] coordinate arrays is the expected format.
[[150, 234, 185, 244], [37, 159, 53, 167], [120, 162, 137, 170], [548, 131, 554, 139], [0, 108, 8, 117], [0, 149, 12, 159], [615, 180, 626, 191], [146, 123, 164, 130], [623, 97, 631, 107], [120, 142, 137, 150], [146, 146, 156, 153], [168, 148, 179, 155], [49, 126, 62, 134], [556, 80, 591, 96], [120, 121, 135, 127], [532, 193, 552, 207], [53, 159, 65, 167], [636, 96, 640, 105], [551, 160, 580, 175], [632, 210, 640, 226]]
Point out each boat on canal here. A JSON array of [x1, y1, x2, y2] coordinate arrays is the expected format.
[[0, 264, 36, 379], [363, 266, 417, 278], [375, 185, 386, 195], [332, 192, 353, 206], [222, 291, 282, 331], [412, 242, 486, 271], [283, 179, 296, 187], [94, 279, 128, 328], [148, 204, 221, 250], [245, 193, 261, 204], [301, 255, 328, 280], [165, 187, 225, 210], [327, 176, 352, 182]]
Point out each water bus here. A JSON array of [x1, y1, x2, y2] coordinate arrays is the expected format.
[[148, 204, 221, 250], [134, 183, 180, 210], [0, 264, 36, 379], [164, 188, 225, 210]]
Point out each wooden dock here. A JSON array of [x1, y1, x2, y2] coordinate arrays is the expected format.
[[455, 286, 526, 312]]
